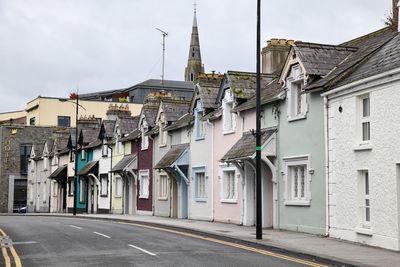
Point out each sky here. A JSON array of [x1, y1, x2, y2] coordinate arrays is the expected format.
[[0, 0, 394, 113]]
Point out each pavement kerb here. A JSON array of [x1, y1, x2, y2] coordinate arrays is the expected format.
[[4, 214, 360, 267]]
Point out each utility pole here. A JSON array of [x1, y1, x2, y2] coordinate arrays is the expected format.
[[73, 93, 79, 216], [256, 0, 262, 240], [156, 28, 168, 89]]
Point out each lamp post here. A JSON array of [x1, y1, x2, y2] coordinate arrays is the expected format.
[[256, 0, 262, 240]]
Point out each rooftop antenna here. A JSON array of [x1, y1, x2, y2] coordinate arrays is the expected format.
[[156, 28, 168, 90]]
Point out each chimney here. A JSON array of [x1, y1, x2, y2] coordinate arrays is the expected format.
[[77, 114, 99, 128], [261, 38, 293, 74], [106, 104, 131, 120]]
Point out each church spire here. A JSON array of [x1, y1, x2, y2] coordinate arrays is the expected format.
[[185, 2, 204, 82]]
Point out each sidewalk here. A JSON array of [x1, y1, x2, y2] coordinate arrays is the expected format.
[[16, 213, 400, 267]]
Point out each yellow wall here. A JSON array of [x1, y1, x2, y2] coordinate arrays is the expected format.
[[0, 110, 26, 121], [25, 97, 142, 127]]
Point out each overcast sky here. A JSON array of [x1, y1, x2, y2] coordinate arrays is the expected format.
[[0, 0, 394, 112]]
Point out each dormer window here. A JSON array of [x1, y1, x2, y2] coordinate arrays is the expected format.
[[287, 64, 307, 121], [194, 100, 205, 140], [159, 123, 167, 147], [141, 122, 149, 150], [102, 142, 108, 157], [222, 89, 235, 134]]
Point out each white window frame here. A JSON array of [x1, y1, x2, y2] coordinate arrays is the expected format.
[[358, 94, 371, 145], [159, 123, 167, 147], [115, 176, 122, 197], [358, 170, 371, 229], [43, 156, 49, 171], [194, 101, 205, 140], [81, 149, 86, 161], [139, 170, 150, 199], [100, 174, 108, 197], [287, 64, 307, 121], [141, 126, 149, 150], [222, 89, 236, 134], [158, 173, 168, 200], [102, 143, 108, 157], [42, 181, 47, 203], [219, 164, 238, 203], [192, 166, 207, 202], [282, 155, 312, 206], [79, 177, 85, 203], [68, 178, 74, 196]]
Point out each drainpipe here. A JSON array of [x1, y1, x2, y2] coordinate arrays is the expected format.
[[324, 96, 330, 236], [207, 119, 214, 221], [108, 144, 113, 214]]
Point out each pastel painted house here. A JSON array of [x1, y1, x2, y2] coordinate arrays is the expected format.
[[188, 73, 223, 221], [321, 26, 400, 250], [151, 98, 191, 218]]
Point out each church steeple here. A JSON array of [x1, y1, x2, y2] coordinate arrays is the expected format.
[[185, 3, 204, 82]]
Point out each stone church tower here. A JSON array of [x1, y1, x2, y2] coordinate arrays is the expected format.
[[184, 6, 204, 82]]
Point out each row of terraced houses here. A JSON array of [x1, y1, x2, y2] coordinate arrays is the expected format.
[[2, 3, 400, 251]]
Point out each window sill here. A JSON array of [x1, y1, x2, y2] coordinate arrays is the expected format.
[[288, 114, 307, 122], [159, 144, 167, 148], [195, 198, 207, 202], [222, 130, 235, 135], [353, 144, 372, 151], [220, 198, 237, 203], [284, 200, 311, 206], [100, 194, 108, 198], [141, 147, 149, 151], [158, 197, 168, 201], [114, 195, 122, 198], [194, 136, 205, 141], [139, 195, 149, 199], [355, 227, 372, 236], [102, 155, 108, 158]]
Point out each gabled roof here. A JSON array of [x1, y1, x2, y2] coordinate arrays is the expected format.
[[120, 129, 141, 142], [103, 120, 116, 138], [233, 78, 283, 112], [333, 32, 400, 88], [83, 139, 102, 150], [119, 117, 139, 136], [146, 125, 159, 136], [221, 127, 276, 162], [306, 27, 398, 91], [216, 71, 275, 105], [140, 95, 162, 127], [161, 99, 191, 122], [154, 143, 190, 169], [77, 161, 99, 176], [111, 154, 137, 172], [81, 128, 101, 145], [293, 42, 356, 76], [32, 143, 45, 160], [164, 113, 193, 132], [49, 164, 67, 179], [190, 74, 223, 112]]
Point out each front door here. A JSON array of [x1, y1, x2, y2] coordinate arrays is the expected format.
[[170, 177, 178, 218]]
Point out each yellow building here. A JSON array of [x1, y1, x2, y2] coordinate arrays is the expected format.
[[0, 96, 142, 127]]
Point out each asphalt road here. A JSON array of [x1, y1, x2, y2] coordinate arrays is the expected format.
[[0, 216, 332, 267]]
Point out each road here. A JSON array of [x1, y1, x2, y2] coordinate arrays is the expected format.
[[0, 216, 334, 267]]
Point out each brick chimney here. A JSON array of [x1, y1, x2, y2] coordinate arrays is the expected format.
[[261, 38, 294, 74], [77, 114, 99, 128], [106, 104, 132, 120]]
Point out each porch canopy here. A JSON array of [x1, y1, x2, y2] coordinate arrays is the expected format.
[[49, 164, 67, 183], [154, 143, 190, 184], [221, 127, 276, 162], [77, 161, 99, 176], [111, 154, 137, 179]]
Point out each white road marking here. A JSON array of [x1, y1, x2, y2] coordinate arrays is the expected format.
[[93, 232, 111, 239], [128, 244, 156, 256], [11, 241, 37, 245], [69, 225, 82, 230]]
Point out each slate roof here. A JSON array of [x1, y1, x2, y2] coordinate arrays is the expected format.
[[146, 125, 159, 136], [233, 78, 283, 112], [201, 108, 222, 121], [120, 129, 141, 142], [334, 32, 400, 88], [306, 27, 398, 91], [154, 143, 190, 169], [103, 120, 116, 138], [83, 139, 102, 149], [162, 100, 191, 122], [164, 114, 193, 132], [132, 79, 194, 91], [32, 143, 45, 160], [49, 164, 67, 179], [119, 117, 139, 136], [221, 127, 276, 162], [197, 75, 223, 109], [77, 161, 99, 176], [81, 128, 101, 145], [293, 42, 356, 76], [111, 154, 137, 172], [225, 71, 275, 100], [53, 138, 70, 154]]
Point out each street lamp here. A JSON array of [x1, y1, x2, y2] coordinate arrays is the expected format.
[[59, 94, 86, 216]]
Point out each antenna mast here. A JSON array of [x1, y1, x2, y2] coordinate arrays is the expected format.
[[156, 28, 168, 89]]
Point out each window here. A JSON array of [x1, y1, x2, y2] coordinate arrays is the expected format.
[[282, 155, 311, 206], [52, 181, 58, 197], [70, 151, 75, 162], [68, 177, 74, 196], [43, 157, 49, 171], [222, 90, 235, 134], [287, 64, 307, 121], [96, 118, 102, 127], [102, 144, 108, 157], [194, 101, 205, 140], [360, 95, 370, 143], [115, 176, 122, 197], [30, 117, 36, 126], [222, 170, 236, 201], [139, 170, 150, 198], [42, 181, 47, 202], [20, 145, 32, 174], [193, 167, 207, 201], [100, 174, 108, 197], [158, 174, 168, 199], [191, 73, 194, 81], [81, 149, 86, 161], [141, 123, 149, 150], [58, 116, 71, 127], [159, 124, 167, 147], [358, 170, 370, 228], [79, 177, 85, 203]]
